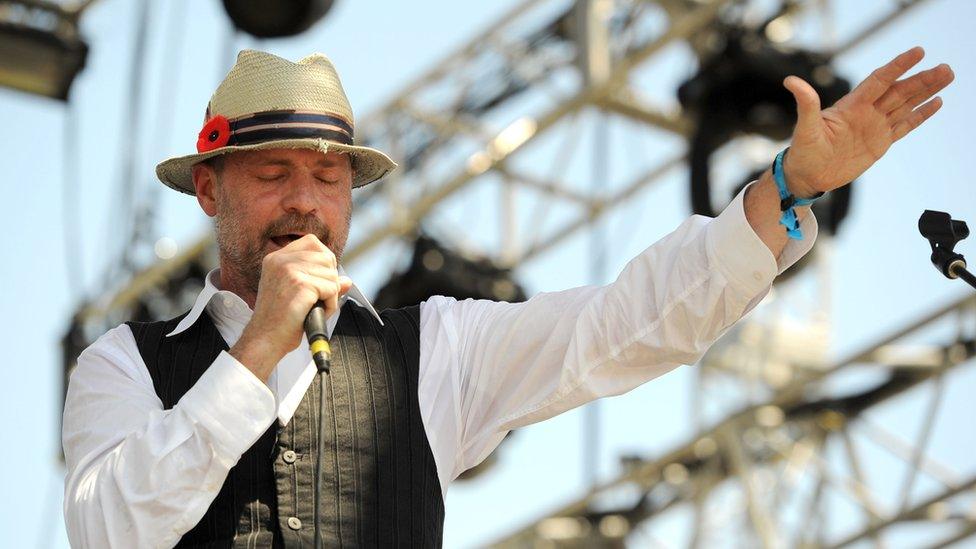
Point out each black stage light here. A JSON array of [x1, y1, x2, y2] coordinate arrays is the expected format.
[[678, 24, 853, 238], [0, 2, 88, 100], [374, 235, 526, 481], [221, 0, 335, 38], [60, 253, 212, 460], [373, 234, 527, 311]]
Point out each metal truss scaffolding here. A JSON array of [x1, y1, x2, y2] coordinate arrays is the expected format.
[[63, 0, 974, 546], [491, 294, 976, 547], [71, 0, 930, 325]]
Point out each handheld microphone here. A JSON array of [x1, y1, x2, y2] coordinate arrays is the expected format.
[[304, 300, 331, 372]]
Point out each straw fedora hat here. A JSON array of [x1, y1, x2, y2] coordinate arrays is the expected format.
[[156, 49, 396, 195]]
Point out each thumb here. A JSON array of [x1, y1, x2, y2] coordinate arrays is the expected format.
[[338, 275, 354, 294], [784, 75, 821, 128]]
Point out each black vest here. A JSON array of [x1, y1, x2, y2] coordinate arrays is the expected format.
[[125, 301, 445, 548]]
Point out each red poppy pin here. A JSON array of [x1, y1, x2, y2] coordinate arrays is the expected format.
[[196, 115, 231, 153]]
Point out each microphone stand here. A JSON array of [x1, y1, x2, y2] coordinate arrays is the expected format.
[[304, 301, 332, 549], [919, 210, 976, 290]]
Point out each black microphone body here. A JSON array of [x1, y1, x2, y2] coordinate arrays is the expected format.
[[304, 300, 331, 372]]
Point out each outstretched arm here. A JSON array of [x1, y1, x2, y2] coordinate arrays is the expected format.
[[422, 182, 817, 483]]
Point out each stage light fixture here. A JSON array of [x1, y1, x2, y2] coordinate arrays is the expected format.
[[374, 235, 527, 481], [678, 23, 853, 239], [221, 0, 334, 38], [60, 253, 211, 461], [373, 234, 527, 311], [0, 1, 88, 100]]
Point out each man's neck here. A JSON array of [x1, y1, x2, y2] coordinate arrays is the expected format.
[[217, 264, 258, 310]]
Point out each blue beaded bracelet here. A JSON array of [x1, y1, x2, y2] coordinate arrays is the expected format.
[[773, 147, 824, 240]]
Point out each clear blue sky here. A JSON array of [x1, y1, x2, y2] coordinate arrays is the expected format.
[[1, 0, 974, 547]]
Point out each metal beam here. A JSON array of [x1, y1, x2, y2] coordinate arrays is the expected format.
[[828, 475, 976, 549], [489, 294, 975, 546]]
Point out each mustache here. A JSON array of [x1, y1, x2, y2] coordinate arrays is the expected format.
[[262, 213, 331, 244]]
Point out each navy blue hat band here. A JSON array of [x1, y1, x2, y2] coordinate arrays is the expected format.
[[228, 110, 354, 146]]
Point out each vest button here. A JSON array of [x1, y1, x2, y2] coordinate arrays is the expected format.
[[287, 516, 302, 530], [282, 450, 297, 464]]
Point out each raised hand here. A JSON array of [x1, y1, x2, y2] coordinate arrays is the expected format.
[[780, 46, 954, 197]]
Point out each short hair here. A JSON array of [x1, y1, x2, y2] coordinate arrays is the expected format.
[[203, 154, 226, 175]]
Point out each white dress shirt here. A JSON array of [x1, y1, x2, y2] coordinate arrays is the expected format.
[[62, 181, 817, 548]]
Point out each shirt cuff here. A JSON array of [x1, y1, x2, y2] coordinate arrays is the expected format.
[[178, 350, 277, 460], [706, 180, 819, 296]]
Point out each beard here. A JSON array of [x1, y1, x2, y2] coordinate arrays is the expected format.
[[213, 190, 350, 296]]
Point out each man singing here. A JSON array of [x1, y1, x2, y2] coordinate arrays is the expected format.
[[62, 46, 953, 547]]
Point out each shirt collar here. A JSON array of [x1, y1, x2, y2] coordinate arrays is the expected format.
[[165, 265, 383, 337]]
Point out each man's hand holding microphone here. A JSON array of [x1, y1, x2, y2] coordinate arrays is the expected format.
[[228, 234, 352, 383]]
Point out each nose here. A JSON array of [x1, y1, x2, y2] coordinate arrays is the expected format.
[[280, 173, 319, 215]]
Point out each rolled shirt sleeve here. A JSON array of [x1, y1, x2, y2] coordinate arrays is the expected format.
[[62, 325, 276, 549], [419, 180, 818, 483]]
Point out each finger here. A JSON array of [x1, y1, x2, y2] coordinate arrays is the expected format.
[[784, 75, 822, 128], [325, 278, 340, 317], [287, 233, 332, 253], [852, 46, 925, 104], [891, 96, 942, 142], [887, 86, 937, 124], [309, 273, 351, 316], [338, 276, 353, 294], [875, 63, 954, 113], [297, 271, 342, 318], [282, 241, 337, 268], [286, 250, 339, 270], [296, 262, 339, 286]]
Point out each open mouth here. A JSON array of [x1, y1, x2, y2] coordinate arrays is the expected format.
[[270, 233, 306, 248]]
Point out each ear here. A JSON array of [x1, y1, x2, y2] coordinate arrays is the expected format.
[[192, 163, 219, 217]]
